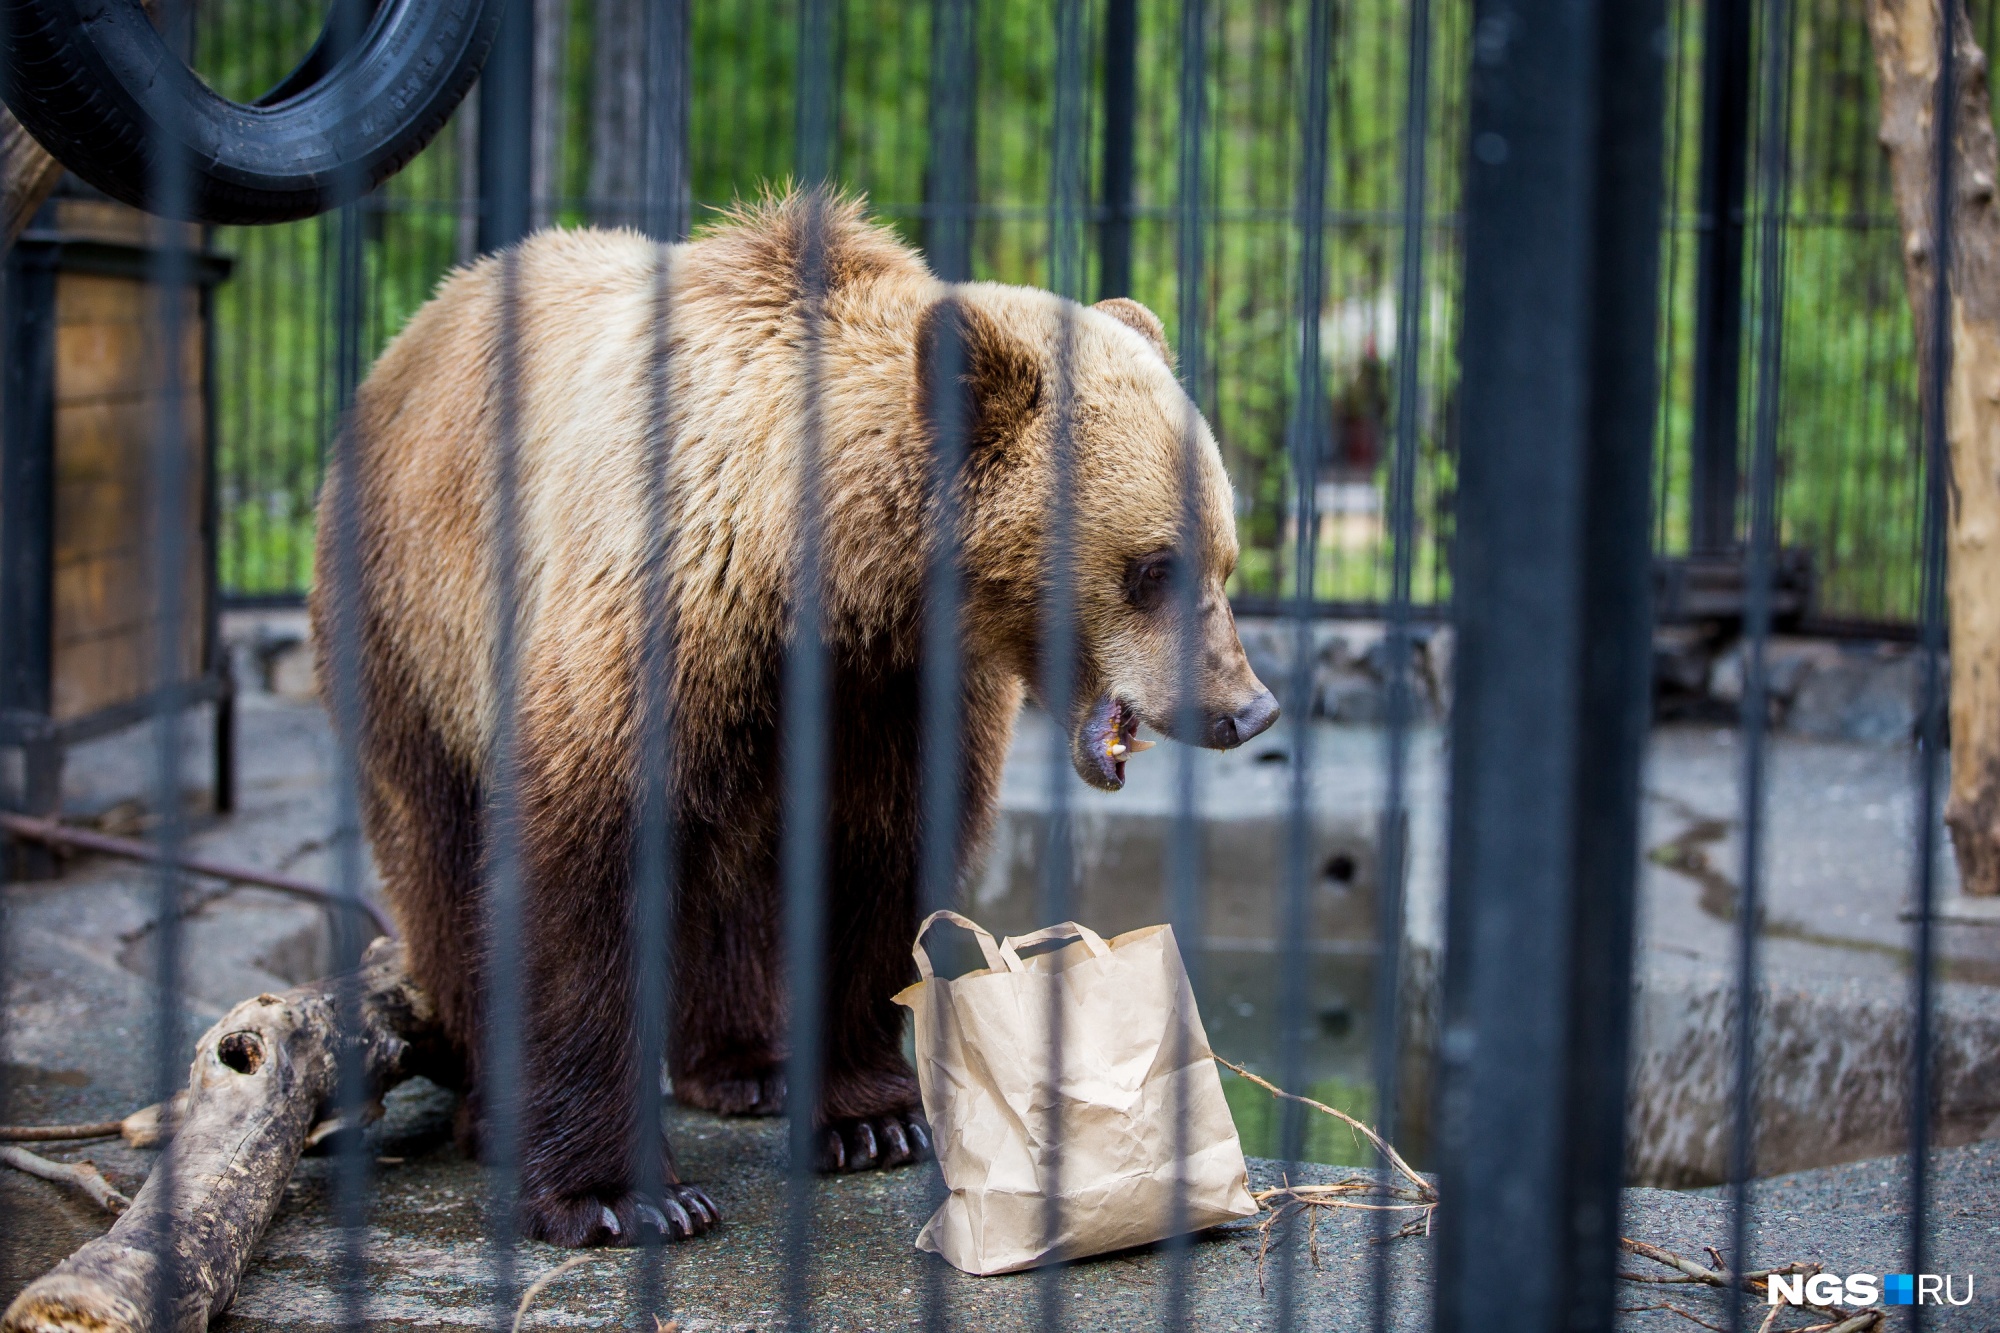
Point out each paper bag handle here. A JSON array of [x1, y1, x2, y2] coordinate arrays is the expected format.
[[998, 921, 1112, 973], [912, 910, 1009, 980]]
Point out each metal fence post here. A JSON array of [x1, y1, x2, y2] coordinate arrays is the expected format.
[[1434, 2, 1667, 1331], [1098, 0, 1137, 301], [1688, 0, 1753, 554], [478, 0, 535, 254]]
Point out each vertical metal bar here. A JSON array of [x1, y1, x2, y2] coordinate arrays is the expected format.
[[784, 8, 839, 1326], [1052, 0, 1091, 304], [478, 0, 535, 1320], [797, 0, 841, 190], [1687, 0, 1754, 554], [1273, 0, 1328, 1323], [1904, 0, 1956, 1322], [1037, 6, 1089, 1326], [1162, 0, 1212, 1270], [481, 243, 530, 1329], [199, 257, 234, 815], [146, 5, 196, 1327], [926, 0, 976, 283], [1034, 306, 1081, 1333], [1097, 0, 1137, 301], [0, 0, 17, 1277], [628, 242, 682, 1333], [319, 1, 379, 1324], [1724, 0, 1793, 1325], [0, 240, 59, 879], [1370, 0, 1428, 1323], [1652, 0, 1693, 553], [1175, 0, 1208, 406], [1432, 1, 1667, 1329], [644, 0, 692, 243], [480, 0, 536, 255], [918, 1, 976, 1324], [631, 1, 692, 1326]]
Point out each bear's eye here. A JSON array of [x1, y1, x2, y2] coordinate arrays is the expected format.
[[1123, 551, 1176, 612]]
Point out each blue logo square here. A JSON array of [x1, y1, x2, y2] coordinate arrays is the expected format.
[[1884, 1274, 1915, 1306]]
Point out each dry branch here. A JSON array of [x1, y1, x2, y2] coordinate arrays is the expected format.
[[0, 1122, 124, 1144], [0, 1147, 131, 1215], [0, 938, 443, 1333], [511, 1254, 609, 1333], [1618, 1239, 1882, 1332], [1220, 1058, 1880, 1330], [0, 813, 395, 938]]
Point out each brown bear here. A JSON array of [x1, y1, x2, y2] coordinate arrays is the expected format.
[[312, 190, 1278, 1247]]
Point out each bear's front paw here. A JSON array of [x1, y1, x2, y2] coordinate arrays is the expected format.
[[817, 1109, 933, 1173], [520, 1184, 722, 1247]]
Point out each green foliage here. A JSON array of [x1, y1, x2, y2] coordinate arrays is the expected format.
[[195, 0, 1968, 622], [1220, 1070, 1378, 1168]]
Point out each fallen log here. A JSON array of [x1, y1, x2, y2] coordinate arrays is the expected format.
[[0, 938, 443, 1333]]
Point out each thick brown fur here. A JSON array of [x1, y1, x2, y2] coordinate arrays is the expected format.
[[310, 189, 1274, 1247]]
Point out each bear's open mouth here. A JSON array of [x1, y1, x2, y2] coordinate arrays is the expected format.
[[1076, 694, 1155, 790]]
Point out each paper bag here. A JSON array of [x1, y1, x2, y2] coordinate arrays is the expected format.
[[892, 911, 1258, 1275]]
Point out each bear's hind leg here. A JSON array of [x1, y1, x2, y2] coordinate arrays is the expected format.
[[668, 821, 791, 1117], [507, 749, 721, 1247]]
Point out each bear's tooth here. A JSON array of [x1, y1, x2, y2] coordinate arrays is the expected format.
[[1125, 737, 1156, 754]]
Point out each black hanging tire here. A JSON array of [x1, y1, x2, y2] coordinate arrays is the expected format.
[[1, 0, 500, 226]]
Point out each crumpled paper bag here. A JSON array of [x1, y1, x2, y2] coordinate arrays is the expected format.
[[892, 911, 1257, 1275]]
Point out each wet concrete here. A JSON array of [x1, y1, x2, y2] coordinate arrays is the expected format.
[[4, 1086, 1996, 1329], [2, 679, 1998, 1325]]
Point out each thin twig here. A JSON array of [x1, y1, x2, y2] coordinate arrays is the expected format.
[[512, 1253, 608, 1333], [0, 1120, 125, 1142], [1618, 1301, 1730, 1332], [1617, 1239, 1881, 1332], [0, 811, 394, 937], [1214, 1057, 1432, 1198], [0, 1145, 130, 1213]]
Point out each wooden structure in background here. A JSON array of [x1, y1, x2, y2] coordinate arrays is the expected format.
[[1, 185, 234, 874]]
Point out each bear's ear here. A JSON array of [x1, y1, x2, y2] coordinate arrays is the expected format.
[[1091, 296, 1175, 369], [918, 297, 1045, 456]]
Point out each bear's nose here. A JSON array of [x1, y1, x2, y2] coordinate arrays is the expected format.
[[1208, 689, 1279, 749]]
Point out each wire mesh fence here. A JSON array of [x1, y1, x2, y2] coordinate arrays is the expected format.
[[198, 0, 1998, 634], [0, 0, 1985, 1330]]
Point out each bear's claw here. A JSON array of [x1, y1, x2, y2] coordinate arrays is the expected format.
[[520, 1183, 722, 1247], [818, 1109, 933, 1173]]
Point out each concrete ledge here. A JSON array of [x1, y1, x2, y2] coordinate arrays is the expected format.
[[1627, 963, 2000, 1188]]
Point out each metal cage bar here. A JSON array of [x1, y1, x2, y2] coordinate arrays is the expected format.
[[1432, 5, 1667, 1332]]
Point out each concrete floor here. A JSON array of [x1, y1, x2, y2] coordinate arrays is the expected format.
[[2, 691, 1997, 1326]]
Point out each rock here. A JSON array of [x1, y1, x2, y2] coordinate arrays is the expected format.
[[1652, 625, 1715, 697], [1785, 644, 1934, 743], [1234, 618, 1444, 725]]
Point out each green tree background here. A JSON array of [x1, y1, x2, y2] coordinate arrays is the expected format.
[[196, 0, 1979, 625]]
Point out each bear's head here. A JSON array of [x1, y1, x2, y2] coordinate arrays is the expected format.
[[931, 284, 1280, 791]]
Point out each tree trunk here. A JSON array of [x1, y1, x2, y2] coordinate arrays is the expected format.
[[1868, 0, 2000, 894], [0, 940, 444, 1333]]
